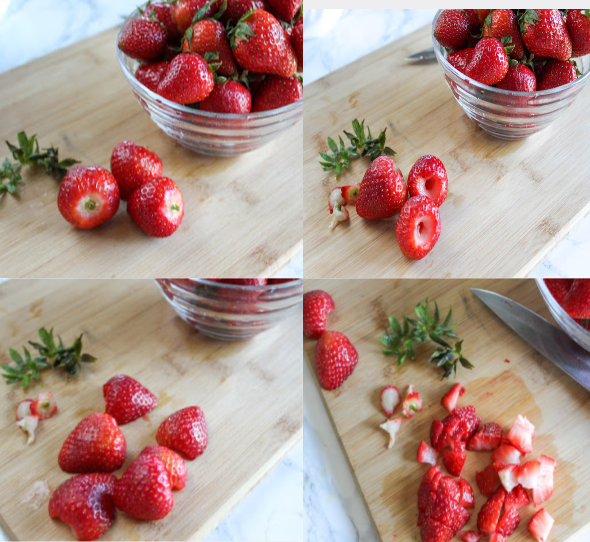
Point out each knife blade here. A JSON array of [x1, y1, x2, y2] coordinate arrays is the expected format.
[[471, 288, 590, 392], [404, 48, 437, 62]]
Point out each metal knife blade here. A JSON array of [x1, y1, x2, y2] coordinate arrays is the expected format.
[[404, 48, 436, 62], [471, 288, 590, 392]]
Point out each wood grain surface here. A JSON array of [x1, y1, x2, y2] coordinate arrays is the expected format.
[[303, 24, 590, 278], [0, 28, 302, 279], [0, 279, 302, 540], [304, 278, 590, 542]]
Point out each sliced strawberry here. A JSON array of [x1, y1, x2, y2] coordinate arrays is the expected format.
[[517, 460, 542, 489], [476, 464, 499, 497], [328, 203, 349, 230], [16, 399, 33, 421], [528, 508, 554, 542], [498, 464, 519, 493], [380, 418, 402, 449], [460, 531, 482, 542], [466, 422, 504, 451], [532, 455, 556, 506], [443, 441, 466, 477], [458, 478, 474, 509], [505, 484, 530, 511], [477, 486, 506, 535], [418, 465, 442, 512], [437, 476, 460, 502], [381, 385, 401, 418], [425, 492, 471, 533], [497, 508, 520, 537], [441, 383, 465, 414], [421, 517, 455, 542], [16, 415, 39, 445], [418, 440, 438, 466], [431, 419, 446, 452], [402, 385, 423, 418], [506, 415, 535, 455], [30, 391, 58, 420], [491, 441, 522, 464]]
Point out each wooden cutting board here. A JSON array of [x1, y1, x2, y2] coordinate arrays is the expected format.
[[303, 279, 590, 542], [303, 24, 590, 278], [0, 28, 302, 279], [0, 279, 302, 541]]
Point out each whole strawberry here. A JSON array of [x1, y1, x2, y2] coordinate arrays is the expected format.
[[230, 10, 297, 77], [118, 18, 167, 62], [407, 155, 448, 207], [496, 63, 537, 91], [127, 177, 184, 237], [537, 59, 579, 90], [139, 445, 187, 490], [521, 9, 572, 61], [172, 0, 220, 33], [157, 53, 214, 104], [58, 412, 126, 474], [141, 1, 182, 42], [135, 61, 170, 92], [463, 9, 483, 33], [200, 81, 252, 113], [356, 156, 407, 220], [395, 196, 441, 260], [465, 37, 509, 86], [156, 406, 208, 459], [447, 48, 474, 74], [58, 166, 120, 230], [103, 374, 158, 425], [110, 141, 164, 201], [48, 473, 117, 541], [222, 0, 266, 25], [567, 10, 590, 57], [303, 289, 335, 339], [291, 17, 303, 71], [434, 10, 471, 50], [114, 454, 174, 520], [265, 0, 301, 21], [251, 75, 302, 112], [483, 9, 525, 60], [183, 19, 237, 77], [314, 331, 358, 391]]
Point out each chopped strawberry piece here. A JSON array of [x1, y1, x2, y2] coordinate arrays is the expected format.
[[498, 464, 519, 493], [425, 492, 471, 533], [492, 460, 506, 473], [16, 399, 33, 421], [16, 415, 39, 445], [423, 464, 443, 486], [528, 508, 554, 542], [458, 478, 474, 509], [507, 415, 535, 454], [466, 422, 503, 451], [30, 391, 58, 420], [418, 467, 441, 513], [497, 508, 520, 537], [441, 383, 465, 413], [477, 486, 506, 535], [452, 406, 482, 442], [379, 418, 402, 449], [431, 471, 444, 492], [517, 460, 542, 489], [437, 476, 460, 502], [431, 420, 446, 452], [491, 441, 522, 464], [418, 441, 438, 466], [403, 385, 423, 418], [505, 484, 530, 511], [460, 531, 482, 542], [532, 455, 556, 506], [544, 278, 573, 305], [476, 464, 499, 497], [421, 517, 455, 542], [443, 441, 467, 477], [381, 385, 401, 418]]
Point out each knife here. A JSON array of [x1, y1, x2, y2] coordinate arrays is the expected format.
[[405, 47, 437, 62], [471, 288, 590, 392]]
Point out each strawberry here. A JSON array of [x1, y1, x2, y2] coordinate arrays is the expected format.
[[532, 454, 556, 506], [567, 9, 590, 57], [476, 9, 491, 25], [265, 0, 301, 22], [424, 492, 470, 534], [252, 75, 302, 112], [562, 279, 590, 318], [30, 391, 58, 420], [356, 156, 407, 219], [135, 61, 170, 92], [114, 454, 174, 520], [141, 1, 182, 42], [407, 155, 448, 207], [537, 59, 579, 90], [492, 441, 522, 464], [477, 486, 506, 535], [544, 278, 573, 305], [483, 9, 525, 59], [380, 418, 402, 449], [329, 185, 359, 213], [434, 10, 471, 50], [450, 405, 483, 441], [437, 476, 460, 502], [139, 445, 187, 490], [402, 385, 423, 418], [396, 196, 441, 260], [497, 463, 519, 492], [110, 141, 164, 201], [16, 415, 39, 445], [497, 508, 520, 537], [458, 478, 474, 509], [419, 465, 442, 512], [505, 484, 530, 511], [222, 0, 266, 25], [443, 441, 466, 477], [441, 383, 465, 414], [314, 331, 358, 390], [156, 406, 208, 459], [183, 19, 237, 77], [418, 440, 438, 466], [127, 177, 184, 237], [172, 0, 220, 33], [58, 166, 120, 230], [58, 413, 126, 473], [476, 464, 499, 497], [381, 385, 401, 418], [200, 81, 252, 113], [528, 508, 554, 542], [103, 374, 158, 425], [230, 10, 297, 77], [463, 9, 482, 33], [421, 517, 455, 542], [506, 414, 535, 454], [489, 535, 507, 542], [460, 531, 482, 542], [303, 290, 335, 339], [465, 37, 509, 85], [516, 460, 541, 489], [48, 473, 117, 541], [16, 399, 33, 421], [467, 422, 504, 451], [292, 17, 303, 70], [447, 48, 474, 74], [521, 9, 572, 61], [496, 63, 537, 91], [157, 53, 214, 104], [118, 18, 167, 62], [430, 420, 446, 452]]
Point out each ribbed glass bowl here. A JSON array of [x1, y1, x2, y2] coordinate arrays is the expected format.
[[432, 9, 590, 140], [116, 10, 303, 157], [537, 278, 590, 352], [156, 278, 303, 341]]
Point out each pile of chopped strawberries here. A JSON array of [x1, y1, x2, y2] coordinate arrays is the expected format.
[[434, 10, 588, 92], [118, 0, 303, 114], [544, 278, 590, 329], [15, 391, 58, 445], [415, 384, 556, 542], [45, 374, 208, 541]]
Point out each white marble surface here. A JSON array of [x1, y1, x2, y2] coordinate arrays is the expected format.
[[303, 8, 590, 279]]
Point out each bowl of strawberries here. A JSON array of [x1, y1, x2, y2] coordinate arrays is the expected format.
[[432, 9, 590, 139], [116, 0, 303, 157]]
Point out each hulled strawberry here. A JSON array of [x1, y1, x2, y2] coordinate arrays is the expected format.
[[157, 52, 214, 103], [465, 37, 509, 86], [103, 374, 158, 425], [483, 9, 525, 59], [528, 508, 554, 542], [118, 18, 168, 62], [447, 48, 474, 74], [395, 196, 441, 260], [30, 391, 58, 420], [496, 64, 537, 92], [141, 1, 182, 42], [265, 0, 301, 22], [172, 0, 220, 33], [521, 9, 572, 61], [292, 17, 303, 71], [303, 289, 335, 339], [183, 19, 237, 77], [562, 279, 590, 318], [135, 61, 170, 92], [156, 406, 208, 459], [537, 59, 579, 90], [434, 10, 471, 50], [314, 331, 358, 390], [139, 445, 187, 490], [407, 155, 448, 207], [200, 81, 252, 113], [252, 75, 302, 112], [567, 9, 590, 57]]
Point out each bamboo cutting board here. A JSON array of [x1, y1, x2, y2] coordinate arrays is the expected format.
[[0, 279, 302, 540], [303, 24, 590, 278], [0, 28, 302, 279], [304, 279, 590, 542]]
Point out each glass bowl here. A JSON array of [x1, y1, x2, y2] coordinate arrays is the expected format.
[[116, 10, 303, 157], [155, 279, 302, 341], [432, 10, 590, 140], [536, 278, 590, 352]]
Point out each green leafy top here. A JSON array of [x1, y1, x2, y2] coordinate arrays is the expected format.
[[0, 158, 22, 195]]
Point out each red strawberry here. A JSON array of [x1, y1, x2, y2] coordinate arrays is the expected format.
[[313, 331, 358, 390], [447, 48, 474, 74], [381, 385, 401, 418], [172, 0, 220, 33], [135, 61, 170, 92], [16, 399, 33, 421], [434, 10, 471, 50], [48, 473, 117, 541], [396, 196, 441, 260], [418, 440, 438, 467], [437, 476, 460, 502], [537, 58, 579, 90], [265, 0, 301, 21], [118, 18, 167, 62], [532, 454, 556, 506], [463, 9, 482, 33], [506, 414, 535, 454], [521, 9, 572, 61], [142, 1, 182, 42], [58, 413, 126, 474], [418, 465, 442, 512], [424, 492, 470, 533], [30, 391, 58, 420], [292, 17, 303, 70], [157, 52, 214, 104], [467, 422, 504, 451], [156, 406, 208, 459], [356, 156, 407, 220], [114, 454, 174, 520], [110, 141, 164, 201], [431, 420, 446, 452], [477, 486, 506, 535], [476, 464, 499, 497], [505, 484, 530, 511], [58, 166, 120, 229], [303, 289, 335, 339], [562, 279, 590, 318], [465, 37, 509, 85], [183, 19, 237, 76], [441, 383, 465, 414], [496, 508, 520, 537], [252, 75, 302, 112], [407, 155, 448, 207], [528, 508, 554, 542], [460, 531, 482, 542], [517, 460, 542, 489], [496, 63, 537, 91], [453, 406, 481, 440], [567, 9, 590, 57], [421, 517, 455, 542], [483, 9, 525, 59], [200, 81, 252, 113], [127, 177, 184, 237], [103, 374, 158, 425], [443, 441, 466, 477], [139, 445, 187, 490], [544, 278, 574, 305], [222, 0, 266, 25], [458, 478, 474, 509], [230, 10, 297, 77], [498, 463, 519, 493], [402, 385, 423, 418]]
